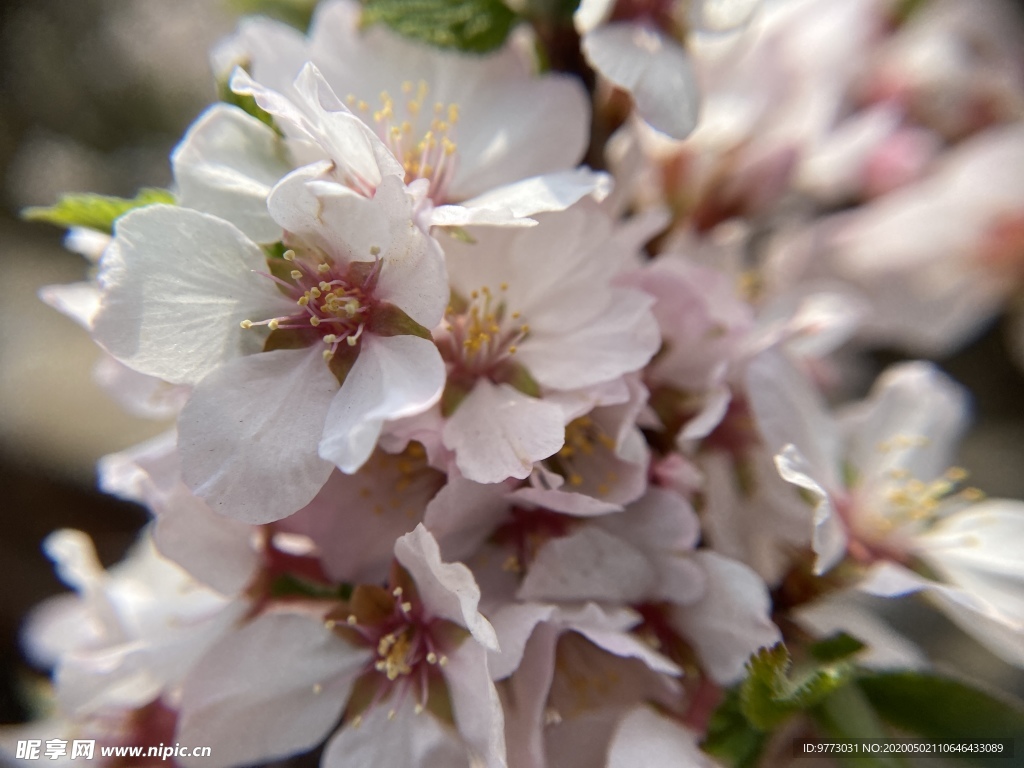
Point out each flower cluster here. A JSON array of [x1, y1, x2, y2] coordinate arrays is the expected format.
[[8, 0, 1024, 766]]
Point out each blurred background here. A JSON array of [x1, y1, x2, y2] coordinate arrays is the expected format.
[[1, 0, 1023, 733]]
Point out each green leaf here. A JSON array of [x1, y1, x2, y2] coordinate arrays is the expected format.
[[858, 671, 1024, 762], [23, 188, 175, 234], [809, 632, 867, 664], [703, 687, 768, 768], [269, 572, 352, 600], [361, 0, 519, 53], [814, 682, 908, 768], [228, 0, 317, 29], [741, 643, 855, 731]]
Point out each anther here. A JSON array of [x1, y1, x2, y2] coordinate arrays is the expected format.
[[240, 320, 253, 329], [283, 250, 296, 261], [290, 270, 303, 280], [318, 263, 331, 274]]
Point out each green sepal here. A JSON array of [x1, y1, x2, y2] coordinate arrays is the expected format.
[[268, 572, 353, 600], [227, 0, 317, 30], [500, 362, 542, 398], [808, 632, 866, 664], [702, 686, 768, 768], [361, 0, 519, 54], [440, 380, 471, 418], [23, 188, 175, 234], [741, 643, 855, 731], [263, 241, 289, 260], [369, 302, 433, 340]]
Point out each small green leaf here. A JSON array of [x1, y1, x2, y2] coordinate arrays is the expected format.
[[361, 0, 519, 53], [814, 682, 908, 768], [369, 302, 433, 340], [741, 643, 855, 731], [23, 188, 175, 234], [703, 687, 768, 768], [809, 632, 866, 664], [269, 572, 352, 600], [228, 0, 317, 29], [858, 671, 1024, 762]]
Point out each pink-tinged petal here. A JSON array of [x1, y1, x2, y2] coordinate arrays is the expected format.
[[38, 282, 100, 330], [443, 380, 566, 484], [597, 488, 705, 604], [423, 469, 515, 563], [93, 206, 294, 385], [320, 334, 445, 474], [501, 622, 559, 768], [179, 347, 337, 523], [394, 524, 499, 650], [669, 551, 781, 685], [518, 287, 659, 391], [321, 698, 469, 768], [859, 562, 1024, 668], [511, 484, 623, 516], [285, 456, 445, 584], [442, 640, 507, 768], [775, 444, 847, 575], [456, 169, 612, 221], [518, 526, 657, 604], [583, 23, 699, 140], [152, 493, 258, 597], [172, 104, 290, 244], [608, 706, 714, 768], [488, 603, 561, 680], [178, 611, 370, 768], [574, 0, 616, 34]]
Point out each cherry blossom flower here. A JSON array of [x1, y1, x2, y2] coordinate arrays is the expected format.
[[436, 203, 660, 484], [91, 173, 447, 522], [176, 525, 505, 768], [213, 0, 605, 229]]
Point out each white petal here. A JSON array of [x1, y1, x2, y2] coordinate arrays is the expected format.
[[746, 349, 841, 491], [583, 23, 699, 140], [443, 380, 565, 484], [178, 611, 370, 768], [913, 500, 1024, 616], [859, 562, 1024, 667], [669, 551, 781, 685], [442, 641, 507, 768], [93, 205, 294, 385], [172, 104, 290, 243], [38, 282, 100, 330], [394, 524, 499, 651], [179, 347, 337, 523], [320, 334, 445, 474], [608, 706, 713, 768], [775, 444, 847, 575], [321, 698, 469, 768], [518, 287, 660, 391], [457, 168, 611, 221]]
